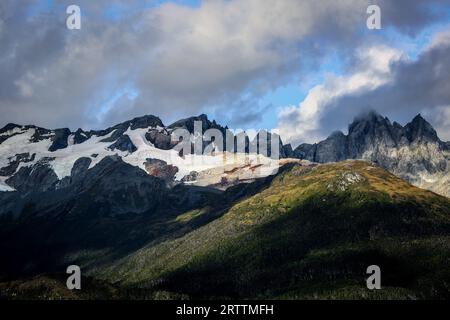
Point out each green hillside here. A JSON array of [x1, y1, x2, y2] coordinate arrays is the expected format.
[[94, 160, 450, 300]]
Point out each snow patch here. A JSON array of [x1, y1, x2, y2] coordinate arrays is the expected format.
[[1, 126, 281, 185], [124, 128, 280, 181]]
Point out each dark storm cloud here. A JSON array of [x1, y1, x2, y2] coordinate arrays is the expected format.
[[377, 0, 445, 34], [1, 0, 450, 131]]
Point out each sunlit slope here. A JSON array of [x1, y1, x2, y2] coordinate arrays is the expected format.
[[99, 160, 450, 299]]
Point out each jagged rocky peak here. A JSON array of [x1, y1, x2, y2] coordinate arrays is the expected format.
[[127, 114, 164, 130], [168, 114, 225, 132], [73, 128, 91, 144], [102, 114, 165, 132], [346, 110, 400, 155], [0, 122, 71, 152], [0, 123, 43, 138], [349, 109, 388, 127], [95, 114, 164, 140], [348, 110, 395, 138], [329, 130, 346, 138], [0, 123, 22, 144], [83, 114, 165, 153], [0, 123, 21, 133], [404, 113, 439, 143], [347, 111, 441, 146], [294, 110, 444, 156], [143, 114, 219, 151], [291, 110, 449, 198]]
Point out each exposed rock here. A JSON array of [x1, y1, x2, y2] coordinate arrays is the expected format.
[[72, 155, 168, 215], [282, 143, 294, 158], [29, 126, 53, 143], [145, 129, 176, 150], [6, 158, 59, 194], [129, 115, 164, 130], [73, 128, 91, 144], [293, 110, 450, 197], [404, 114, 439, 143], [181, 171, 199, 183], [108, 135, 137, 153], [0, 123, 21, 134], [0, 124, 23, 144], [168, 114, 231, 154], [327, 171, 365, 192], [71, 157, 92, 178], [58, 157, 92, 188], [168, 114, 222, 132], [98, 115, 164, 143], [144, 158, 179, 183], [49, 128, 71, 152]]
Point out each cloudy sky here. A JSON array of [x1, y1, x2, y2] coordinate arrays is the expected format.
[[1, 0, 450, 146]]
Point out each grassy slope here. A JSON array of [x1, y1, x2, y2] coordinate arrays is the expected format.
[[96, 160, 450, 299]]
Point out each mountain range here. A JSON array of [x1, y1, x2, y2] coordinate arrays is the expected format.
[[290, 111, 450, 198], [0, 111, 450, 299], [1, 110, 449, 197]]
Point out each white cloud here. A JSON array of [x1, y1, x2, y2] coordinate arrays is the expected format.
[[278, 46, 404, 145], [423, 105, 450, 141]]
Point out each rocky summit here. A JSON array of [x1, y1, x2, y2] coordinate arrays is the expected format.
[[292, 111, 450, 198]]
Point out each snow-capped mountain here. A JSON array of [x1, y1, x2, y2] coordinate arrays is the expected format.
[[0, 114, 284, 193]]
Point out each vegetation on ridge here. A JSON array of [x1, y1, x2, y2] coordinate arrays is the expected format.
[[92, 160, 450, 299]]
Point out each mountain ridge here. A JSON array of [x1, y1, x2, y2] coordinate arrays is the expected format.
[[292, 111, 450, 198], [2, 160, 449, 299], [1, 111, 449, 198]]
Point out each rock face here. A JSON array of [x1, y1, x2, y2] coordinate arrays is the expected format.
[[144, 158, 179, 184], [49, 128, 71, 152], [293, 111, 450, 197], [6, 158, 59, 194], [145, 129, 175, 150], [108, 135, 137, 153]]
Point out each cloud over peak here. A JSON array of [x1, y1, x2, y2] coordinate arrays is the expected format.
[[279, 28, 450, 146]]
